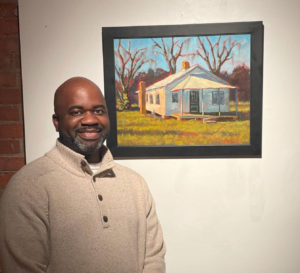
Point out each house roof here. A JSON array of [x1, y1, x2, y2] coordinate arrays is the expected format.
[[145, 65, 199, 91], [145, 64, 235, 91], [171, 74, 236, 92]]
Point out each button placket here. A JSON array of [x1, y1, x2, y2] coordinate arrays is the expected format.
[[98, 192, 109, 227], [101, 207, 110, 227], [81, 160, 91, 175], [92, 175, 110, 228]]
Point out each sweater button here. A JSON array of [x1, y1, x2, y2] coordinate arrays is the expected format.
[[103, 216, 108, 222], [98, 195, 103, 201]]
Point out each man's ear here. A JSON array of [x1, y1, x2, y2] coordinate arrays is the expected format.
[[52, 114, 59, 132]]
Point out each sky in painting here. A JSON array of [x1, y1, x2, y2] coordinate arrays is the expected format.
[[114, 34, 250, 79]]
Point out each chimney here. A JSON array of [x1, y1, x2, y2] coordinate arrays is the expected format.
[[182, 61, 190, 71], [139, 81, 146, 114]]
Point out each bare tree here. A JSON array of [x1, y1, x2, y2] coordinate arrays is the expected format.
[[115, 40, 154, 109], [194, 36, 241, 76], [151, 37, 190, 74]]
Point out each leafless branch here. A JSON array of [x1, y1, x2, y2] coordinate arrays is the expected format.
[[195, 35, 241, 76], [151, 37, 190, 74]]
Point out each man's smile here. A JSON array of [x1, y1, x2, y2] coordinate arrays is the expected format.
[[76, 128, 103, 140]]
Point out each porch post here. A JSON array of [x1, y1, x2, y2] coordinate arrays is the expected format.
[[235, 88, 238, 116], [181, 89, 184, 117], [202, 89, 204, 116], [218, 89, 221, 116]]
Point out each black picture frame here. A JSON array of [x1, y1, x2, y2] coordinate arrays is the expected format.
[[102, 21, 263, 159]]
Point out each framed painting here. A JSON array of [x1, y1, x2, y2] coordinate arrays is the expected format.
[[102, 21, 263, 159]]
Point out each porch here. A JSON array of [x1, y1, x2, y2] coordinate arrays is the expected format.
[[170, 74, 239, 121]]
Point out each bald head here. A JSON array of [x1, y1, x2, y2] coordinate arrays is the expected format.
[[54, 77, 104, 116], [52, 77, 110, 162]]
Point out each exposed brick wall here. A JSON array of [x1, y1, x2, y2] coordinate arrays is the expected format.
[[0, 0, 25, 199], [0, 2, 24, 269]]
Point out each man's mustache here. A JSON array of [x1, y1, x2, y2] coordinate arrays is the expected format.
[[75, 126, 103, 133]]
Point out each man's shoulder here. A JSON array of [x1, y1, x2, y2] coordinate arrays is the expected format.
[[1, 153, 58, 203], [113, 162, 142, 179], [15, 154, 56, 179], [112, 162, 149, 190], [5, 152, 57, 192]]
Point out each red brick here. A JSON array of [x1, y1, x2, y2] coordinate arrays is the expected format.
[[0, 0, 18, 4], [16, 72, 21, 87], [0, 3, 18, 18], [0, 124, 24, 138], [0, 139, 20, 154], [0, 37, 19, 53], [0, 0, 18, 2], [0, 172, 14, 187], [0, 73, 16, 87], [0, 54, 13, 69], [0, 156, 24, 171], [14, 53, 20, 68], [0, 187, 3, 200], [0, 106, 19, 121], [0, 19, 18, 35], [0, 89, 22, 103]]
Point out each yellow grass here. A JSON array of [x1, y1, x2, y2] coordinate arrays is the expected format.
[[230, 101, 250, 112], [117, 109, 250, 146]]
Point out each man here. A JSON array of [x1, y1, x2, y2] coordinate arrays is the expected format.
[[0, 77, 166, 273]]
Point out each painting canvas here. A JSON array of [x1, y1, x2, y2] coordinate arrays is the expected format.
[[102, 22, 263, 158]]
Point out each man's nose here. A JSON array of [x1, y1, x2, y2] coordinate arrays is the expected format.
[[81, 111, 99, 126]]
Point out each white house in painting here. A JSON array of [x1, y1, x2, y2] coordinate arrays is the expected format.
[[137, 62, 238, 119]]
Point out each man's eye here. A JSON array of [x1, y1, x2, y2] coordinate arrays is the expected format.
[[94, 109, 105, 114], [70, 111, 82, 116]]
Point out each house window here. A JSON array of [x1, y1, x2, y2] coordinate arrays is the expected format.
[[172, 93, 178, 103], [156, 94, 160, 105], [212, 91, 225, 105], [150, 94, 153, 104], [146, 94, 148, 103]]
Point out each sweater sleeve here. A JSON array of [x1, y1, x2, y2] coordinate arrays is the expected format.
[[142, 180, 166, 273], [0, 172, 49, 273]]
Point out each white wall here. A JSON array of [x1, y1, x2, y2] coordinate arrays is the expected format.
[[19, 0, 300, 272]]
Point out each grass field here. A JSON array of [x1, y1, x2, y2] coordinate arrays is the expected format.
[[117, 102, 250, 146]]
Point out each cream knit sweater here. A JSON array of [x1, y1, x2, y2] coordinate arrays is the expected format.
[[0, 141, 166, 273]]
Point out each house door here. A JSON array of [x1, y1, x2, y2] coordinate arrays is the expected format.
[[190, 91, 199, 113]]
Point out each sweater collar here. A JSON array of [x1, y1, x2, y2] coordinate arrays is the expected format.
[[45, 140, 115, 177]]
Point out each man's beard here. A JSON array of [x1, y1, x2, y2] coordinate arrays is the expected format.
[[59, 126, 109, 156]]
